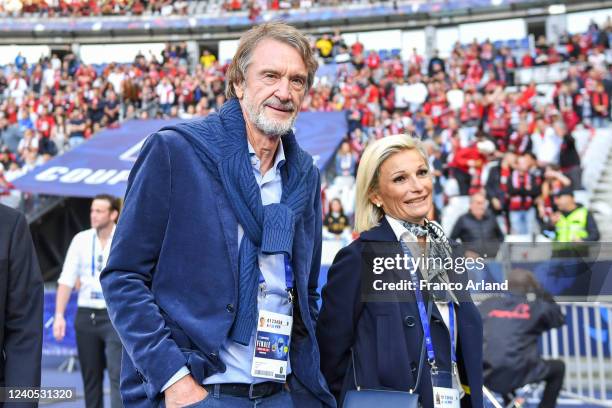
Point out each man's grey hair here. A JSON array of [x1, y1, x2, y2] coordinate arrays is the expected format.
[[225, 22, 318, 99]]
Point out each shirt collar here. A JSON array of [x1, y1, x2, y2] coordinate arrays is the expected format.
[[247, 138, 286, 172], [385, 214, 428, 243], [93, 224, 117, 243]]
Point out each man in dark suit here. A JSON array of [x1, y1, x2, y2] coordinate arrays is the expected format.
[[0, 204, 44, 407]]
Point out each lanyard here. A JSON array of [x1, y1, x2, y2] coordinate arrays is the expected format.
[[91, 233, 97, 277], [399, 240, 456, 375], [258, 254, 294, 302]]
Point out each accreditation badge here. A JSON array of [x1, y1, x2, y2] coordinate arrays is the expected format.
[[432, 371, 460, 408], [251, 309, 293, 381], [90, 291, 104, 300]]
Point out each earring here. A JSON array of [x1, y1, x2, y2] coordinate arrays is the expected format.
[[376, 203, 382, 208]]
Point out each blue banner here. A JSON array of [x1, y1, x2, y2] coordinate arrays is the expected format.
[[13, 112, 347, 198]]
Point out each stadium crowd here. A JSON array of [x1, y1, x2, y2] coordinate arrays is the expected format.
[[0, 0, 188, 17], [1, 19, 611, 241], [0, 0, 375, 18]]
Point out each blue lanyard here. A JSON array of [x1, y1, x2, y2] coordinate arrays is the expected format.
[[283, 254, 293, 290], [91, 233, 96, 277], [399, 240, 456, 373], [257, 254, 294, 296], [449, 302, 457, 372]]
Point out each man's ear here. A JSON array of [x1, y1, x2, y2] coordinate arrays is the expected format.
[[235, 81, 245, 99]]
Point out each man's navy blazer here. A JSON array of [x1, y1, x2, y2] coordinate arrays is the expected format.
[[0, 204, 43, 408], [317, 218, 484, 408], [100, 130, 335, 407]]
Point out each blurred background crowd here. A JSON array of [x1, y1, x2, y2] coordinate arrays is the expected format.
[[2, 16, 611, 244]]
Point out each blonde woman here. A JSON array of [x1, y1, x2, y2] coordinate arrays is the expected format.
[[317, 135, 483, 407]]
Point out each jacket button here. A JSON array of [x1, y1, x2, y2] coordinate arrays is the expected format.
[[226, 304, 234, 313], [404, 315, 416, 327], [209, 352, 218, 360]]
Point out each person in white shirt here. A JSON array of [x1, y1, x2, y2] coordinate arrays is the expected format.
[[530, 117, 562, 166], [53, 194, 122, 408], [155, 77, 175, 116]]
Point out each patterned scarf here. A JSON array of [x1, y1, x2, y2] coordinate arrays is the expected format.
[[400, 219, 458, 303]]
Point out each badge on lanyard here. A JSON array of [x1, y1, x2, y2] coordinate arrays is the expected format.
[[251, 309, 293, 381], [432, 371, 460, 408]]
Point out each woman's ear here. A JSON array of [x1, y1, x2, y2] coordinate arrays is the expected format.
[[369, 192, 382, 209]]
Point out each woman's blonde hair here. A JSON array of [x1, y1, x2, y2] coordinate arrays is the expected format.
[[354, 135, 430, 233]]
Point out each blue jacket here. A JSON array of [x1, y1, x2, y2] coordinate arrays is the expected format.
[[100, 123, 335, 407], [317, 218, 483, 407]]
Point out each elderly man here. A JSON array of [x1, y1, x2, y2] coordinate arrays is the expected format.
[[101, 23, 335, 408], [451, 191, 505, 258]]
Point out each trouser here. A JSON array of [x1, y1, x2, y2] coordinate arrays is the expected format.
[[535, 360, 565, 408], [184, 383, 293, 408], [74, 307, 123, 408], [502, 360, 565, 408]]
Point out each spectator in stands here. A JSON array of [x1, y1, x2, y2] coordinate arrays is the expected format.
[[335, 140, 356, 179], [591, 81, 609, 128], [316, 33, 334, 62], [479, 268, 566, 408], [0, 146, 14, 170], [67, 109, 87, 148], [16, 128, 38, 159], [200, 49, 217, 68], [556, 121, 582, 188], [103, 90, 121, 126], [156, 76, 175, 116], [551, 187, 600, 243], [51, 113, 68, 154], [508, 154, 541, 235], [530, 117, 562, 166], [536, 166, 571, 236], [0, 114, 22, 154], [324, 198, 350, 240], [428, 49, 445, 77], [451, 191, 504, 258], [448, 139, 494, 196]]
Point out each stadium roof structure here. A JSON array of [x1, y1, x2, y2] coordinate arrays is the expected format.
[[1, 0, 608, 44], [12, 111, 347, 198]]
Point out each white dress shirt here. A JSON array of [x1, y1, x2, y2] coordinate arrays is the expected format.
[[57, 226, 116, 309]]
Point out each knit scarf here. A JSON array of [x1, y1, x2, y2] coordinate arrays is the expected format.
[[159, 98, 314, 345]]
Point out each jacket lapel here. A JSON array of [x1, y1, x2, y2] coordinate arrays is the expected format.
[[361, 218, 445, 322]]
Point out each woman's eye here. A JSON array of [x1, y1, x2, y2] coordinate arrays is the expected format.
[[418, 169, 429, 176], [393, 176, 405, 183]]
